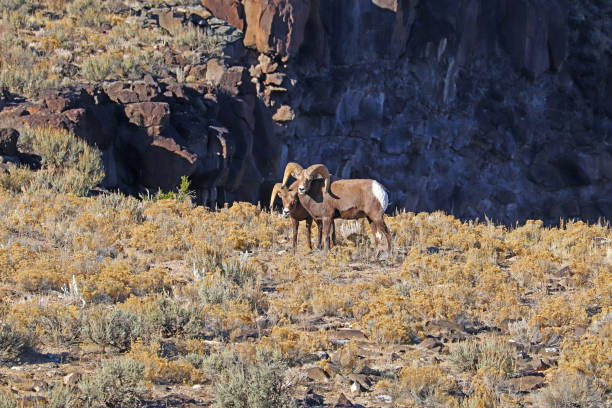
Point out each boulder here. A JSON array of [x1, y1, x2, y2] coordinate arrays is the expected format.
[[243, 0, 311, 57], [124, 102, 171, 128], [203, 0, 245, 31], [272, 105, 295, 122], [0, 128, 19, 156]]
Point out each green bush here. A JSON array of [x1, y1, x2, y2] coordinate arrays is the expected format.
[[0, 321, 31, 363], [147, 296, 202, 338], [46, 385, 79, 408], [16, 127, 104, 196], [78, 358, 148, 408], [208, 350, 296, 408], [81, 308, 145, 352]]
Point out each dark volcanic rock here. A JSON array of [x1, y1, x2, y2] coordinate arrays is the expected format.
[[0, 128, 19, 156]]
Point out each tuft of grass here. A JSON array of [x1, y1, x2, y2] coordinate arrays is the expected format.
[[0, 321, 31, 363], [450, 337, 516, 377], [81, 308, 146, 352], [532, 373, 604, 408], [210, 349, 296, 408], [16, 126, 104, 196], [78, 358, 148, 408]]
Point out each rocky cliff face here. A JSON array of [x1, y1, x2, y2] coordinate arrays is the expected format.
[[205, 0, 610, 223], [1, 0, 610, 223]]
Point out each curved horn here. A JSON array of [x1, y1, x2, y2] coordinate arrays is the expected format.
[[281, 162, 304, 187], [305, 164, 331, 193], [269, 183, 284, 210]]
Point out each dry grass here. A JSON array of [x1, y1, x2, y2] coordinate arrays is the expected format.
[[0, 182, 609, 405]]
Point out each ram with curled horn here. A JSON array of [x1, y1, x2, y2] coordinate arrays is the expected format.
[[296, 163, 331, 195], [295, 163, 392, 257], [270, 169, 336, 253]]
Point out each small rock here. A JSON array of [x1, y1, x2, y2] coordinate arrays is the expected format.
[[335, 392, 354, 407], [272, 105, 295, 122], [506, 375, 546, 392], [350, 381, 360, 394], [305, 366, 329, 382], [63, 372, 81, 387], [374, 394, 393, 403], [264, 72, 285, 86], [206, 58, 227, 85], [192, 384, 202, 389], [420, 337, 444, 351], [328, 329, 367, 341]]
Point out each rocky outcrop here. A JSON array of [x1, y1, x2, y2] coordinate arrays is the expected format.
[[221, 0, 609, 223], [0, 1, 609, 223], [0, 71, 279, 206]]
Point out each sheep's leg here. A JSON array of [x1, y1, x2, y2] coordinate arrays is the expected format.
[[331, 219, 337, 247], [368, 219, 380, 257], [315, 220, 323, 249], [305, 218, 313, 250], [322, 217, 332, 254], [291, 217, 299, 253], [374, 218, 392, 257], [380, 220, 393, 255]]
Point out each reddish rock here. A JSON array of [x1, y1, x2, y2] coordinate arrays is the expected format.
[[124, 102, 171, 128], [16, 111, 72, 132], [220, 66, 253, 96], [206, 58, 227, 85], [0, 128, 19, 156], [104, 82, 141, 104], [203, 0, 245, 31], [243, 0, 311, 57]]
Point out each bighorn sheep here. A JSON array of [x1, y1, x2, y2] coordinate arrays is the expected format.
[[283, 162, 331, 194], [270, 179, 336, 252], [283, 163, 392, 255]]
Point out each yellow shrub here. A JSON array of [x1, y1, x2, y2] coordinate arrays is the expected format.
[[558, 335, 612, 390], [127, 341, 204, 385]]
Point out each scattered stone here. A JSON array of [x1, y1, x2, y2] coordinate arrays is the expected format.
[[506, 375, 546, 392], [420, 337, 444, 351], [335, 392, 354, 407], [374, 394, 393, 403], [328, 329, 367, 342], [305, 366, 329, 382]]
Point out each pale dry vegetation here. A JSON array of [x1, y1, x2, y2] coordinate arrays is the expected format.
[[0, 0, 232, 97], [0, 171, 609, 405]]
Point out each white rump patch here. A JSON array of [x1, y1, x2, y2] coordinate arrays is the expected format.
[[372, 181, 388, 211]]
